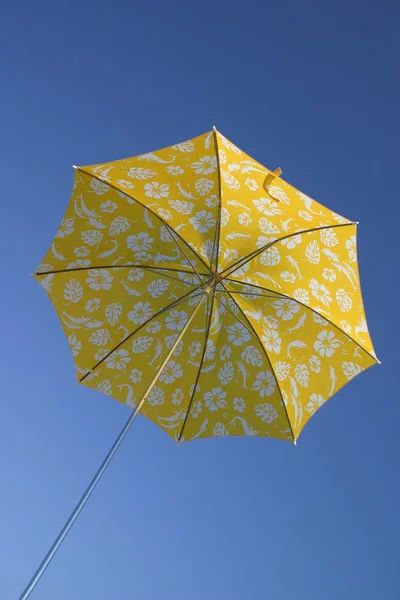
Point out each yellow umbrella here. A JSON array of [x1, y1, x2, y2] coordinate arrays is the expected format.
[[23, 128, 378, 598]]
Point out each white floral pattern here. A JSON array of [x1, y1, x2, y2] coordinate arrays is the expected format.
[[35, 129, 378, 444]]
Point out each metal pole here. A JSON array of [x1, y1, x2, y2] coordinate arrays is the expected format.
[[20, 292, 207, 599]]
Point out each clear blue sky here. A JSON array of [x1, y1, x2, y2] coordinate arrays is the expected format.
[[2, 1, 399, 598]]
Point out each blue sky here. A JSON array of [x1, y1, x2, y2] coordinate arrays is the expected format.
[[2, 1, 399, 598]]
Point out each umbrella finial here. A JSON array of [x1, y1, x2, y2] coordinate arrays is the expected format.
[[212, 125, 217, 132]]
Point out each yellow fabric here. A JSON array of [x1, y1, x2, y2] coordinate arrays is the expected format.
[[35, 130, 378, 443]]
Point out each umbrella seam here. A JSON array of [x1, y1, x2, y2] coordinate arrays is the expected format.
[[177, 291, 216, 442], [77, 167, 210, 272], [219, 282, 296, 442], [212, 128, 223, 278], [218, 222, 356, 281]]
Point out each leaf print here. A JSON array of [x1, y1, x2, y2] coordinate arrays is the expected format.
[[294, 363, 309, 388], [305, 240, 320, 264], [252, 371, 276, 397], [309, 278, 332, 306], [105, 303, 122, 325], [346, 235, 357, 262], [168, 200, 194, 214], [218, 362, 235, 385], [64, 280, 83, 303], [320, 228, 338, 247], [147, 386, 164, 407], [194, 178, 214, 197], [258, 217, 280, 235], [213, 422, 229, 436], [255, 403, 278, 423], [131, 336, 153, 353], [259, 246, 280, 266], [172, 140, 194, 152], [147, 279, 170, 298], [97, 379, 112, 395], [127, 167, 156, 179], [204, 388, 227, 411], [309, 355, 321, 373], [342, 362, 362, 380], [68, 334, 82, 356], [81, 229, 103, 246], [90, 179, 110, 195], [241, 346, 263, 367], [221, 169, 240, 190], [89, 328, 111, 346], [269, 186, 290, 204], [109, 216, 130, 236], [336, 289, 352, 312], [275, 361, 291, 381], [293, 288, 310, 304]]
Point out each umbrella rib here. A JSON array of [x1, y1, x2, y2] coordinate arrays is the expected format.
[[211, 127, 222, 278], [218, 282, 296, 442], [35, 264, 208, 285], [164, 224, 204, 285], [177, 291, 216, 443], [214, 289, 281, 299], [218, 222, 356, 282], [77, 167, 210, 272], [79, 287, 204, 382], [227, 278, 378, 364]]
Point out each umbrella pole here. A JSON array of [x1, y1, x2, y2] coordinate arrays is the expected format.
[[19, 292, 207, 600]]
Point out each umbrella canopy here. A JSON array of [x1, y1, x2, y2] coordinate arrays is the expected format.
[[35, 129, 378, 444]]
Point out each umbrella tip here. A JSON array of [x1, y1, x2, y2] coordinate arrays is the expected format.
[[212, 125, 217, 132], [355, 221, 360, 225], [72, 165, 78, 170], [293, 439, 297, 446]]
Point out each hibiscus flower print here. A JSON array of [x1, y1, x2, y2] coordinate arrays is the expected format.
[[86, 269, 113, 290], [189, 210, 215, 233], [166, 309, 187, 331], [313, 330, 340, 357], [128, 301, 154, 324], [306, 393, 324, 414], [159, 360, 183, 384], [227, 322, 251, 346], [233, 397, 246, 412], [144, 181, 170, 199], [191, 155, 217, 175], [261, 327, 281, 354], [281, 234, 302, 249], [105, 349, 131, 371], [204, 388, 227, 411], [57, 218, 74, 238], [172, 389, 184, 405], [252, 371, 276, 397], [126, 232, 153, 253], [272, 298, 300, 321]]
